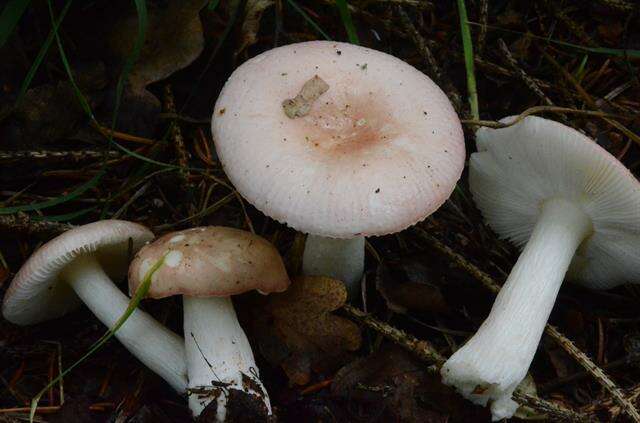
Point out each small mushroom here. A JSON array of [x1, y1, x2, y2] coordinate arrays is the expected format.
[[212, 41, 465, 296], [441, 116, 640, 420], [128, 226, 290, 420], [2, 220, 187, 392]]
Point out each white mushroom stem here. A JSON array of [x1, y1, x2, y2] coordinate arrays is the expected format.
[[441, 198, 593, 421], [63, 255, 187, 393], [302, 235, 365, 296], [183, 296, 270, 420]]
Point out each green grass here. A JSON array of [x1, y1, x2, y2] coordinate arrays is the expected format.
[[469, 22, 640, 59], [457, 0, 479, 120], [0, 0, 31, 49], [29, 254, 167, 422], [16, 0, 73, 106], [335, 0, 359, 44], [0, 171, 104, 215], [286, 0, 331, 40]]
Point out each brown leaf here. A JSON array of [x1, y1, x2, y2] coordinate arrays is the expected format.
[[332, 344, 488, 422], [375, 257, 449, 315], [257, 276, 362, 385], [0, 266, 10, 287], [236, 0, 275, 55], [598, 22, 623, 45], [108, 0, 207, 92]]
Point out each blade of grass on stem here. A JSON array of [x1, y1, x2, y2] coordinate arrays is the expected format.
[[29, 254, 167, 423]]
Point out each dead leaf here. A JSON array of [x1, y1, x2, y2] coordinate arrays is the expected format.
[[598, 22, 623, 45], [256, 276, 362, 385], [0, 266, 10, 287], [237, 0, 275, 55], [9, 62, 107, 148], [108, 0, 207, 93], [375, 257, 449, 315], [332, 344, 488, 422]]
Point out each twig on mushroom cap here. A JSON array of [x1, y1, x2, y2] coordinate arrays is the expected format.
[[342, 304, 594, 423], [414, 228, 640, 422]]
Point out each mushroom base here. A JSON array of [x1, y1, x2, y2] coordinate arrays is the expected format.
[[440, 198, 592, 421], [63, 255, 187, 392], [184, 296, 271, 420], [302, 235, 365, 297]]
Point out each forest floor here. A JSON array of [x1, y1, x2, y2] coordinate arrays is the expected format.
[[1, 0, 640, 422]]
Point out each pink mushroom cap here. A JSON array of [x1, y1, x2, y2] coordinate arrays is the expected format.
[[212, 41, 465, 238]]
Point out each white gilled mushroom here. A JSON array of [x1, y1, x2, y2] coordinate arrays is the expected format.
[[441, 116, 640, 420], [2, 220, 187, 392], [212, 41, 464, 295], [128, 226, 290, 421]]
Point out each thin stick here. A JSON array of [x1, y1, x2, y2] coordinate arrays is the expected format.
[[477, 0, 488, 55], [92, 122, 155, 145], [0, 150, 120, 163], [540, 48, 640, 147], [342, 304, 594, 422], [461, 105, 632, 129], [414, 227, 640, 422], [0, 213, 72, 237], [397, 6, 464, 115], [497, 39, 555, 107]]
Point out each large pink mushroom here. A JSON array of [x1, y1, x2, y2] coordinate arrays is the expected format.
[[212, 41, 464, 295]]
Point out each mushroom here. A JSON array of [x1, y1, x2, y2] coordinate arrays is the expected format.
[[441, 116, 640, 420], [128, 226, 290, 420], [2, 220, 187, 392], [211, 40, 464, 296]]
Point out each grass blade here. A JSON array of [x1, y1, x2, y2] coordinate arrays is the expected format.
[[0, 0, 31, 49], [285, 0, 331, 41], [47, 0, 93, 118], [110, 0, 147, 132], [456, 0, 478, 120], [335, 0, 359, 44], [29, 254, 166, 422], [0, 171, 104, 214], [15, 0, 73, 106], [468, 22, 640, 59]]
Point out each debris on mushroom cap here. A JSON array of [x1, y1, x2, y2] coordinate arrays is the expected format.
[[212, 40, 465, 238], [128, 226, 290, 299], [470, 115, 640, 289], [282, 75, 330, 119], [2, 220, 153, 325]]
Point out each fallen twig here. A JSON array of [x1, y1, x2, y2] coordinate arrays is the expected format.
[[414, 227, 640, 422], [342, 304, 594, 422], [0, 150, 120, 164], [461, 105, 632, 129], [0, 213, 72, 238]]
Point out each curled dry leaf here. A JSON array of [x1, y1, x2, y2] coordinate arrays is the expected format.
[[256, 275, 362, 386], [108, 0, 207, 93], [236, 0, 275, 55]]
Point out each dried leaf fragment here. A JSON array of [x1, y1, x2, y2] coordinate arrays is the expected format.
[[237, 0, 275, 55], [257, 275, 361, 385], [282, 76, 330, 119]]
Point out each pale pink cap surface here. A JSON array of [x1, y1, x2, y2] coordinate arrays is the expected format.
[[212, 41, 465, 238], [128, 226, 290, 298], [2, 220, 154, 325]]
